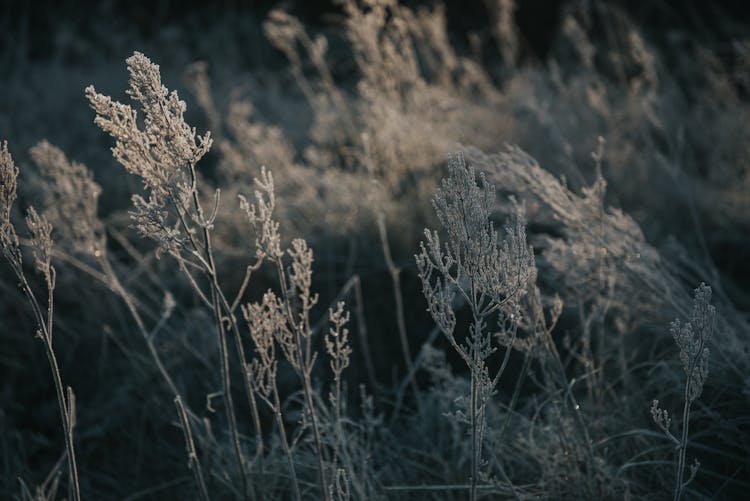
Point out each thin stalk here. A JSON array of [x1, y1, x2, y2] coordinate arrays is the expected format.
[[175, 172, 267, 499], [377, 216, 420, 411], [185, 172, 266, 469], [175, 396, 210, 501], [214, 285, 266, 475], [330, 368, 345, 492], [274, 258, 331, 501], [498, 352, 531, 443], [210, 283, 250, 500], [301, 370, 331, 501], [351, 277, 377, 389], [175, 217, 249, 499], [271, 385, 302, 501], [99, 256, 181, 399], [230, 263, 262, 313], [469, 313, 482, 501], [470, 358, 479, 501], [675, 383, 692, 500], [542, 329, 597, 498], [16, 270, 80, 501]]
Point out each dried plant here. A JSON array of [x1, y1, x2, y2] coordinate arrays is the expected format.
[[0, 141, 21, 263], [86, 52, 265, 500], [175, 395, 210, 501], [416, 152, 534, 500], [238, 167, 356, 501], [243, 291, 301, 501], [0, 141, 80, 501], [30, 140, 105, 256], [651, 283, 715, 501], [4, 3, 750, 499], [326, 301, 352, 485], [30, 140, 197, 436]]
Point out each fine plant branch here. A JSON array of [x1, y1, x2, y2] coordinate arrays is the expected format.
[[230, 262, 264, 313], [16, 252, 81, 500], [1, 143, 81, 501], [391, 325, 441, 425], [86, 53, 263, 500], [651, 283, 716, 501], [309, 274, 377, 390], [176, 258, 213, 308], [175, 396, 210, 501], [416, 152, 534, 501], [243, 293, 302, 501], [377, 214, 421, 412], [272, 255, 332, 501]]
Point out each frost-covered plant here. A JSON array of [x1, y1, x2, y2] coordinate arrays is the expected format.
[[326, 302, 352, 487], [415, 152, 534, 500], [0, 142, 80, 501], [239, 181, 354, 501], [30, 141, 210, 498], [268, 236, 332, 501], [30, 140, 105, 257], [243, 291, 301, 501], [30, 140, 187, 406], [86, 52, 264, 499], [651, 283, 715, 501]]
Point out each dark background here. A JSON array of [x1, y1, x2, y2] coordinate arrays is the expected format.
[[3, 0, 748, 64]]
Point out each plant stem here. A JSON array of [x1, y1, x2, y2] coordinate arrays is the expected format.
[[377, 216, 421, 411], [175, 396, 210, 501], [302, 370, 331, 501], [211, 284, 250, 500], [272, 386, 302, 501], [17, 270, 80, 501], [274, 259, 331, 501], [99, 256, 181, 399], [469, 313, 483, 501], [675, 355, 698, 501]]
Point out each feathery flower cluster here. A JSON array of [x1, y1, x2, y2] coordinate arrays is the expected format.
[[416, 152, 535, 500], [86, 52, 213, 257], [30, 141, 104, 256], [239, 167, 282, 261], [327, 302, 352, 380], [0, 141, 20, 263], [651, 283, 715, 500], [25, 207, 53, 278], [672, 283, 715, 402], [416, 152, 535, 353]]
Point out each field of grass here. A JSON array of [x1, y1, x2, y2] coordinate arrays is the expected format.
[[1, 1, 749, 499]]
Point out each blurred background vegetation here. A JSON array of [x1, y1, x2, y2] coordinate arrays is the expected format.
[[1, 1, 749, 499]]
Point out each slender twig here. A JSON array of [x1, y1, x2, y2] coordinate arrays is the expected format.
[[377, 215, 421, 410], [351, 276, 377, 389], [274, 258, 331, 501], [175, 396, 210, 501], [13, 267, 81, 501], [497, 352, 531, 443], [230, 262, 263, 313], [99, 256, 182, 398], [391, 326, 440, 424]]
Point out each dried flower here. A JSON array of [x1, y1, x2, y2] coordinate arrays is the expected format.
[[86, 51, 213, 252], [30, 141, 105, 256], [0, 141, 21, 264], [25, 206, 54, 278], [672, 283, 715, 402], [326, 302, 352, 379], [239, 167, 282, 261]]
